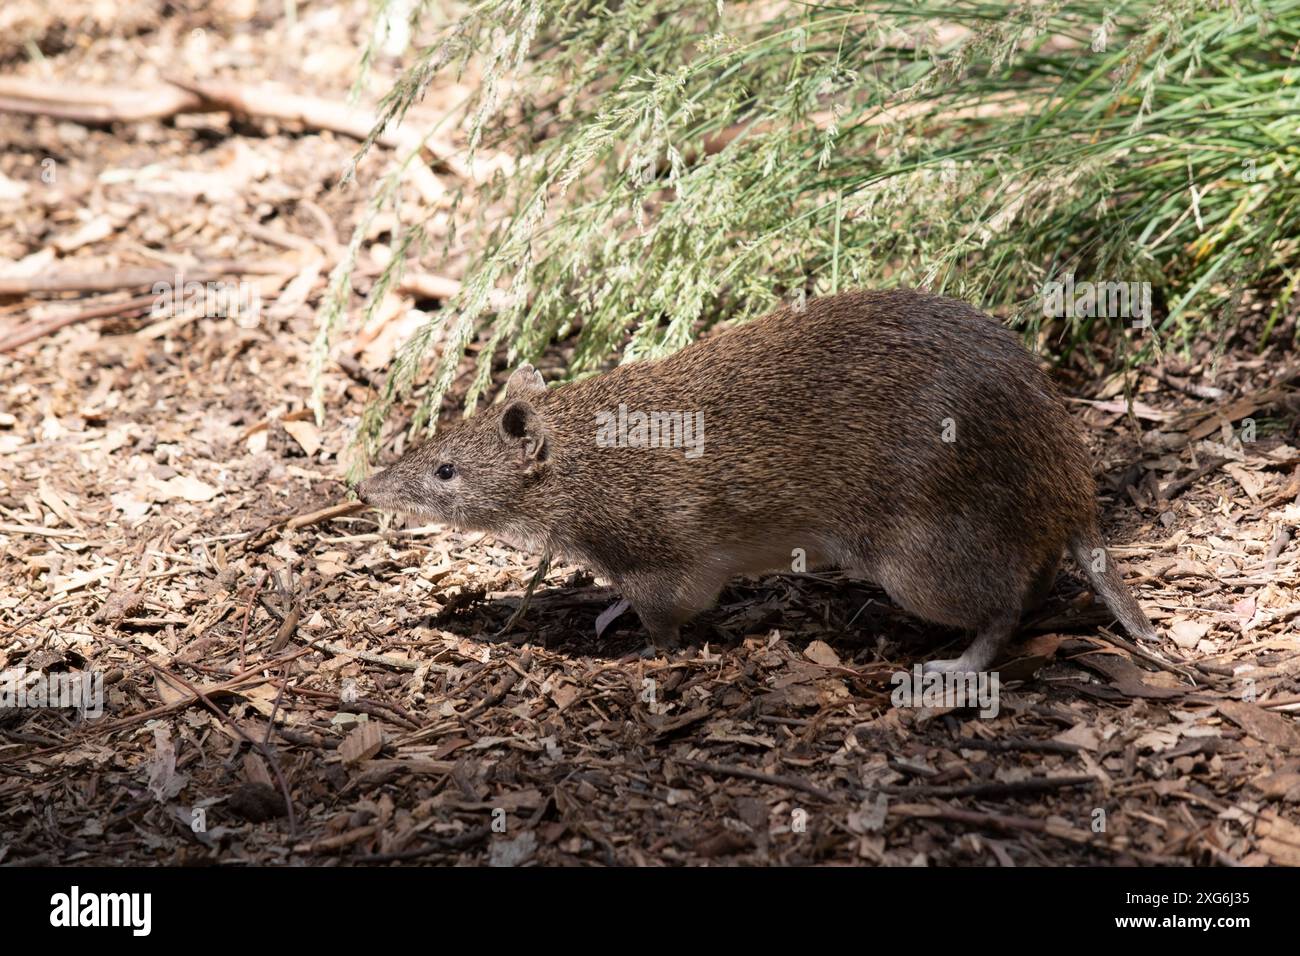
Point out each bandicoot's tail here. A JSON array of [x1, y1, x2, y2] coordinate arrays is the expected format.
[[1069, 526, 1157, 640]]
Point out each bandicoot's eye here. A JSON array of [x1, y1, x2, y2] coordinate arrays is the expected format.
[[435, 463, 455, 481]]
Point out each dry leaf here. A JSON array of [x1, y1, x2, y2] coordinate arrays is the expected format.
[[1054, 723, 1101, 751], [153, 475, 219, 502], [282, 419, 321, 457], [803, 640, 841, 668], [53, 214, 117, 253], [1219, 700, 1300, 750], [1168, 617, 1209, 650], [153, 672, 191, 706], [1133, 727, 1182, 753], [549, 682, 580, 712], [110, 491, 152, 519]]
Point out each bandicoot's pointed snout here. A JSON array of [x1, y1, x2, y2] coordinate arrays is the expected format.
[[354, 473, 381, 506], [353, 463, 443, 519], [355, 467, 409, 512]]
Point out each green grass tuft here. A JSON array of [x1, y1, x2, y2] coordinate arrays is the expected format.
[[318, 0, 1300, 467]]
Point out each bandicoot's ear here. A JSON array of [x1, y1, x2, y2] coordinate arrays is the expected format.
[[499, 399, 548, 467], [504, 363, 546, 400]]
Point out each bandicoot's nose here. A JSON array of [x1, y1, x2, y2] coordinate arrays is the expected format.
[[356, 469, 395, 507]]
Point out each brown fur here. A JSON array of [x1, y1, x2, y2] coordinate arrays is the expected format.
[[358, 289, 1156, 671]]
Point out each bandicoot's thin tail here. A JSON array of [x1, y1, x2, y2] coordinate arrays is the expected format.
[[1069, 526, 1157, 640]]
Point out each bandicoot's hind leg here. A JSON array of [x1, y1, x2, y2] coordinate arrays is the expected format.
[[860, 531, 1030, 674], [924, 551, 1066, 672], [922, 608, 1021, 674]]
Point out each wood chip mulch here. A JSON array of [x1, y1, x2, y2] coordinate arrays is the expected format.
[[1, 1, 1299, 867]]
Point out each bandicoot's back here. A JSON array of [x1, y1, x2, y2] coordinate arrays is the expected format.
[[535, 288, 1092, 549]]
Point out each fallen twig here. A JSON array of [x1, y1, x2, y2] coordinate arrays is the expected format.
[[295, 637, 420, 672], [1160, 456, 1229, 501], [0, 293, 154, 352], [0, 75, 465, 174], [954, 737, 1082, 755], [0, 77, 202, 123], [287, 500, 366, 531], [1087, 628, 1200, 683], [396, 272, 514, 310], [247, 500, 366, 550], [880, 774, 1098, 799], [163, 77, 463, 172], [0, 259, 293, 296], [464, 651, 533, 718], [1154, 368, 1226, 401], [352, 825, 492, 863], [680, 759, 839, 802]]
